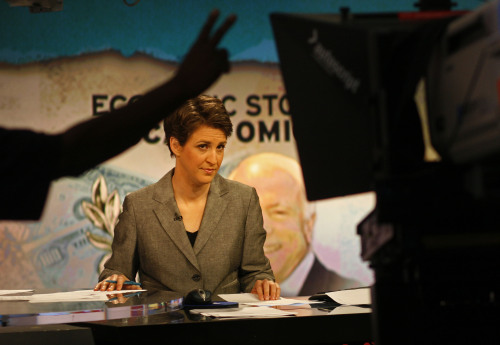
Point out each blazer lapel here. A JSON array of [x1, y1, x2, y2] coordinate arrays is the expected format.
[[152, 170, 200, 271], [193, 174, 229, 255]]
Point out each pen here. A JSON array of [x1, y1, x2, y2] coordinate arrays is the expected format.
[[108, 291, 143, 302], [105, 280, 142, 286]]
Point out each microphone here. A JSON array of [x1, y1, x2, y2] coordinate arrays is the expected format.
[[173, 214, 183, 221]]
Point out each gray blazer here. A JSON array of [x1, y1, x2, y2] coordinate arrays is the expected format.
[[99, 169, 275, 295]]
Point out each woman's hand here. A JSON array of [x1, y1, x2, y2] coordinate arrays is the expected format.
[[107, 290, 143, 305], [94, 274, 142, 291], [107, 292, 129, 305], [251, 279, 281, 301]]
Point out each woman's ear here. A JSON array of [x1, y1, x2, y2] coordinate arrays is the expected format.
[[170, 137, 182, 157]]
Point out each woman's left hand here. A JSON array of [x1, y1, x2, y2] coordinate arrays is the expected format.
[[251, 279, 281, 301]]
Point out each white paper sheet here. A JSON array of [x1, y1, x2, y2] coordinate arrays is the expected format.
[[325, 287, 371, 305], [189, 306, 298, 318], [28, 289, 146, 303], [0, 295, 32, 301], [0, 290, 33, 295], [218, 293, 318, 306], [329, 305, 372, 315]]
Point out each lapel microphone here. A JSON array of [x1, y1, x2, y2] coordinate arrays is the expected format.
[[173, 213, 183, 221]]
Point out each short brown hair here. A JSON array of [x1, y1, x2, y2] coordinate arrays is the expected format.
[[163, 95, 233, 157]]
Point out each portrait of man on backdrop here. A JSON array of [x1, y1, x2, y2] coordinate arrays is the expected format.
[[228, 152, 361, 296]]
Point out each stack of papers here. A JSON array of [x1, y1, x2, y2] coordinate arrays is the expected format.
[[0, 290, 33, 295], [30, 290, 146, 303], [0, 290, 33, 301], [218, 293, 318, 306], [329, 305, 371, 315], [325, 287, 371, 306], [323, 287, 372, 315], [0, 289, 145, 303], [190, 306, 298, 318], [193, 293, 319, 319]]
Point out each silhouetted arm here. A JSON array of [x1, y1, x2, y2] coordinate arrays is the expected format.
[[57, 10, 236, 177]]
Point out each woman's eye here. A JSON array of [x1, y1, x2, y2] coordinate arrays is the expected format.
[[198, 144, 207, 149], [217, 145, 225, 150]]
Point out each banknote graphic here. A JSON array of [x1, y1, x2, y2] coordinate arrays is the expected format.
[[22, 219, 101, 289], [82, 174, 121, 273], [0, 222, 44, 289], [0, 165, 153, 289]]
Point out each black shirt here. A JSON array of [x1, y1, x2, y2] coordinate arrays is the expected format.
[[186, 230, 198, 247]]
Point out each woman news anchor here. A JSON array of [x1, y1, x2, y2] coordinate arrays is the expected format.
[[94, 95, 280, 301]]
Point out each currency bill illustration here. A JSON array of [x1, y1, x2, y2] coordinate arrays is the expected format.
[[0, 165, 153, 289]]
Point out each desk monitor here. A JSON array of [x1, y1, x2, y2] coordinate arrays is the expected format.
[[272, 3, 500, 202], [270, 11, 468, 201], [270, 12, 377, 201]]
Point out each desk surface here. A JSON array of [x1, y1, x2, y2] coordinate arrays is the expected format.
[[0, 289, 184, 326], [0, 290, 373, 345]]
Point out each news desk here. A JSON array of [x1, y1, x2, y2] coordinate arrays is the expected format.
[[0, 290, 373, 345]]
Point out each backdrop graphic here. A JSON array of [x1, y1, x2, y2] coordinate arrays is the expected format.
[[0, 0, 483, 292]]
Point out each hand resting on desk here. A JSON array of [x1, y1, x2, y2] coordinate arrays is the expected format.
[[251, 279, 281, 301], [94, 274, 142, 292], [95, 276, 279, 301]]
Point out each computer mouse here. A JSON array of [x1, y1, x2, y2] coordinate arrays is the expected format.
[[184, 288, 212, 305]]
